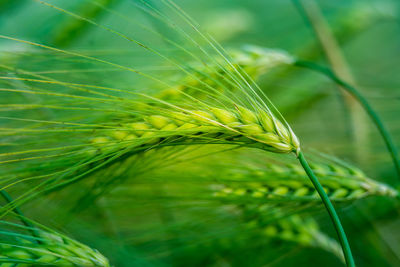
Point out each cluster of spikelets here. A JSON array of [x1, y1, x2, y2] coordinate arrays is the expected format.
[[155, 45, 294, 101], [242, 208, 344, 262], [0, 228, 109, 266], [89, 45, 299, 156], [212, 159, 398, 202], [203, 155, 396, 264], [92, 105, 300, 154]]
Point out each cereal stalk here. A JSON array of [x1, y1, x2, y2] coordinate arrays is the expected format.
[[295, 60, 400, 181], [298, 151, 355, 267]]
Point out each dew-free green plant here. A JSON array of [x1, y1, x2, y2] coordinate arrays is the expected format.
[[0, 1, 386, 266]]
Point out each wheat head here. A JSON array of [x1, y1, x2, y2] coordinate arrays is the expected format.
[[0, 230, 109, 267]]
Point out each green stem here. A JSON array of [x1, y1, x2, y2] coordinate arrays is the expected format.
[[297, 152, 355, 267], [295, 60, 400, 181], [0, 190, 41, 241]]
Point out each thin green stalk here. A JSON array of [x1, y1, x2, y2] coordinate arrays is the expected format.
[[293, 0, 369, 167], [297, 152, 355, 267], [0, 190, 41, 241], [295, 60, 400, 181]]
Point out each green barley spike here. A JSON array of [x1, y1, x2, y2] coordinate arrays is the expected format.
[[155, 45, 293, 101], [0, 227, 110, 267], [92, 105, 300, 155], [212, 158, 398, 202], [243, 207, 344, 262]]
